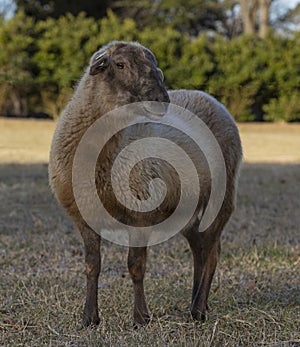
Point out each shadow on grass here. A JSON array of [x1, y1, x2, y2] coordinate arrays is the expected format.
[[0, 162, 299, 335], [1, 161, 299, 245], [0, 163, 71, 236]]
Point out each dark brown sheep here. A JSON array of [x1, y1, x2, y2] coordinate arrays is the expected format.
[[49, 41, 242, 327]]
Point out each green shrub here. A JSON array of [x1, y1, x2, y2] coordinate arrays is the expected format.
[[0, 11, 36, 116], [264, 93, 300, 122], [33, 12, 99, 118], [0, 10, 299, 121]]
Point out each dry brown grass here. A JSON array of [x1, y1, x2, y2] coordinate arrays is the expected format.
[[0, 118, 299, 346], [1, 118, 300, 164], [0, 118, 55, 163], [238, 122, 300, 163]]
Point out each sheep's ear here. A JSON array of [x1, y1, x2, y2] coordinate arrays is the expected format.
[[157, 68, 164, 82], [89, 52, 110, 75]]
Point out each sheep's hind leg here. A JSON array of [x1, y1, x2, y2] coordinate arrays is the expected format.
[[127, 246, 150, 326], [77, 222, 101, 327], [183, 222, 220, 322]]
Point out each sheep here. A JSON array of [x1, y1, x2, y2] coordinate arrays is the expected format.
[[49, 40, 242, 327]]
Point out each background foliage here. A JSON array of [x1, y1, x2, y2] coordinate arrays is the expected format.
[[0, 1, 299, 121]]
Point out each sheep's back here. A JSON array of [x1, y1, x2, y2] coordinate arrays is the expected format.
[[168, 90, 243, 177]]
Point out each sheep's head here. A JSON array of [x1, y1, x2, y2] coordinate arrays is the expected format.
[[88, 41, 170, 114]]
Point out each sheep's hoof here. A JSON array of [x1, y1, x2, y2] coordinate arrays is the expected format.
[[81, 315, 101, 328], [133, 314, 150, 329], [191, 310, 206, 322]]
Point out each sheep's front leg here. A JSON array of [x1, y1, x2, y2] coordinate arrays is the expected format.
[[77, 223, 101, 327], [127, 246, 150, 326]]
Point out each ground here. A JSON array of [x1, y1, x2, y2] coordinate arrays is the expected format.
[[0, 119, 299, 346]]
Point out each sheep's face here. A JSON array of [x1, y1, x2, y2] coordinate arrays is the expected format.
[[89, 41, 170, 108]]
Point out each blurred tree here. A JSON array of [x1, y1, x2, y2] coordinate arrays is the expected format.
[[239, 0, 300, 38], [263, 33, 300, 121], [217, 0, 243, 38], [138, 24, 188, 87], [33, 12, 100, 117], [1, 3, 300, 121], [284, 2, 300, 26], [111, 0, 229, 37], [0, 0, 16, 18], [275, 2, 300, 34], [264, 93, 300, 121], [168, 34, 215, 89], [239, 0, 273, 37], [207, 35, 279, 121], [14, 0, 110, 20], [96, 10, 138, 46], [0, 11, 36, 116], [258, 0, 272, 37], [207, 35, 257, 120]]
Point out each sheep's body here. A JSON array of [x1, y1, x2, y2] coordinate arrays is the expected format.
[[50, 90, 241, 229], [49, 41, 242, 327]]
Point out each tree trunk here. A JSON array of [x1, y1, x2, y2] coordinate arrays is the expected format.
[[11, 91, 22, 116], [10, 90, 28, 116], [239, 0, 272, 37], [240, 0, 258, 35], [258, 0, 271, 38]]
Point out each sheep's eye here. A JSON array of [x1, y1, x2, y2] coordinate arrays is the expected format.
[[116, 62, 125, 69]]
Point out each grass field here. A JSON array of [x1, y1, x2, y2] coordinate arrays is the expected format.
[[0, 118, 300, 346]]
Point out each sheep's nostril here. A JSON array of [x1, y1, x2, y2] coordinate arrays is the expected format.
[[154, 92, 170, 104]]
